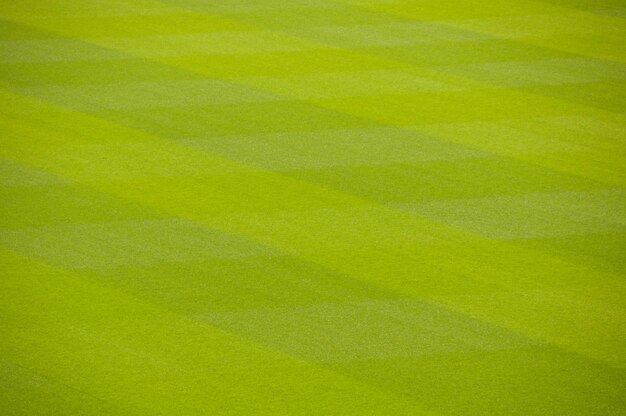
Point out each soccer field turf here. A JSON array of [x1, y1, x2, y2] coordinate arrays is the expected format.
[[1, 0, 625, 414]]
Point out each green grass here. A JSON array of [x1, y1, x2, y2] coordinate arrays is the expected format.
[[1, 1, 625, 415]]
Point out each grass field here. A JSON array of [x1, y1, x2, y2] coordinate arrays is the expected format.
[[1, 0, 625, 415]]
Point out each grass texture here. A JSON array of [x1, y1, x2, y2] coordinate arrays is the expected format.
[[1, 0, 625, 415]]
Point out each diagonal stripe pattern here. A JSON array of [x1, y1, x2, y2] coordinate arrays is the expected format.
[[1, 1, 625, 415]]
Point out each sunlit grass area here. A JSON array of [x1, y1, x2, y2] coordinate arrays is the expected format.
[[1, 1, 625, 414]]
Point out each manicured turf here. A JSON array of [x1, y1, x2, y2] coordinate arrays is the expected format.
[[1, 1, 625, 415]]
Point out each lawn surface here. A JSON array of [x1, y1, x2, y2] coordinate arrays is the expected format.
[[1, 0, 625, 415]]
